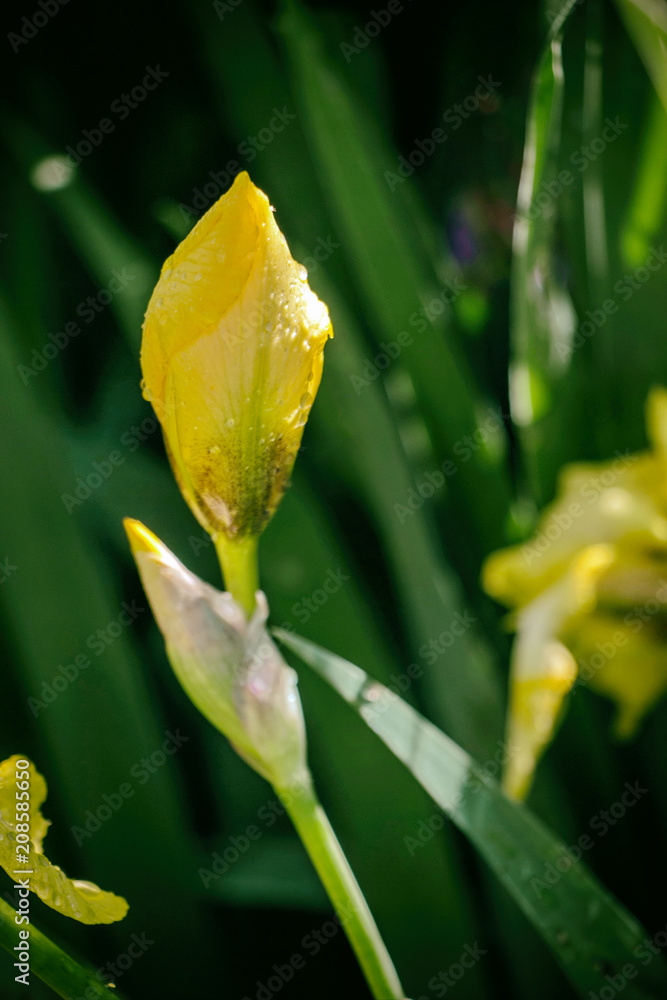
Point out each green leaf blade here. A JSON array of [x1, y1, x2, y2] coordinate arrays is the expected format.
[[278, 629, 667, 1000]]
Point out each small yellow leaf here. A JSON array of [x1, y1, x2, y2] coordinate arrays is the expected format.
[[0, 756, 128, 924]]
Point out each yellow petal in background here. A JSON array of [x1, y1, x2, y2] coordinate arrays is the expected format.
[[0, 756, 128, 924], [483, 453, 667, 608], [504, 643, 578, 801], [501, 545, 614, 800], [566, 609, 667, 738], [141, 171, 333, 547]]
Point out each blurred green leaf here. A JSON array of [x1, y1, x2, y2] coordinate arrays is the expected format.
[[615, 0, 667, 112], [278, 0, 512, 557], [509, 0, 581, 501], [620, 92, 667, 266], [311, 270, 504, 761]]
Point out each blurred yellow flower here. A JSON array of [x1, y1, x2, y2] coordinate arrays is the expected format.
[[141, 171, 332, 600], [483, 387, 667, 799]]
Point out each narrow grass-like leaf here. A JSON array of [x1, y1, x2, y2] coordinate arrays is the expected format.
[[0, 898, 123, 1000], [3, 117, 155, 349], [311, 271, 504, 760], [510, 0, 583, 501], [582, 0, 609, 301], [620, 92, 667, 266], [615, 0, 667, 112], [278, 630, 667, 1000]]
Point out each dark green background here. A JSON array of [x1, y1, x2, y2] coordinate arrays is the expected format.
[[2, 0, 666, 997]]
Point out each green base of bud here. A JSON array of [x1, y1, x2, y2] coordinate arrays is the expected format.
[[215, 534, 259, 617]]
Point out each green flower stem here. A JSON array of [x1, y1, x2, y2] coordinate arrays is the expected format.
[[278, 781, 405, 999], [0, 898, 121, 999], [215, 534, 259, 617]]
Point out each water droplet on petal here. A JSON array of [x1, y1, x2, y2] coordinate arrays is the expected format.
[[225, 418, 236, 429], [300, 392, 312, 408]]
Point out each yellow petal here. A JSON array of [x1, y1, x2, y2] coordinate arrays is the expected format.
[[0, 757, 128, 924], [502, 545, 614, 800], [567, 611, 667, 737], [141, 171, 333, 543], [0, 754, 49, 853], [646, 384, 667, 458], [483, 454, 667, 608], [504, 643, 578, 801]]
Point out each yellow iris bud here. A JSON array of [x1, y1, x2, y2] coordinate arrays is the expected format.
[[141, 171, 333, 566]]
